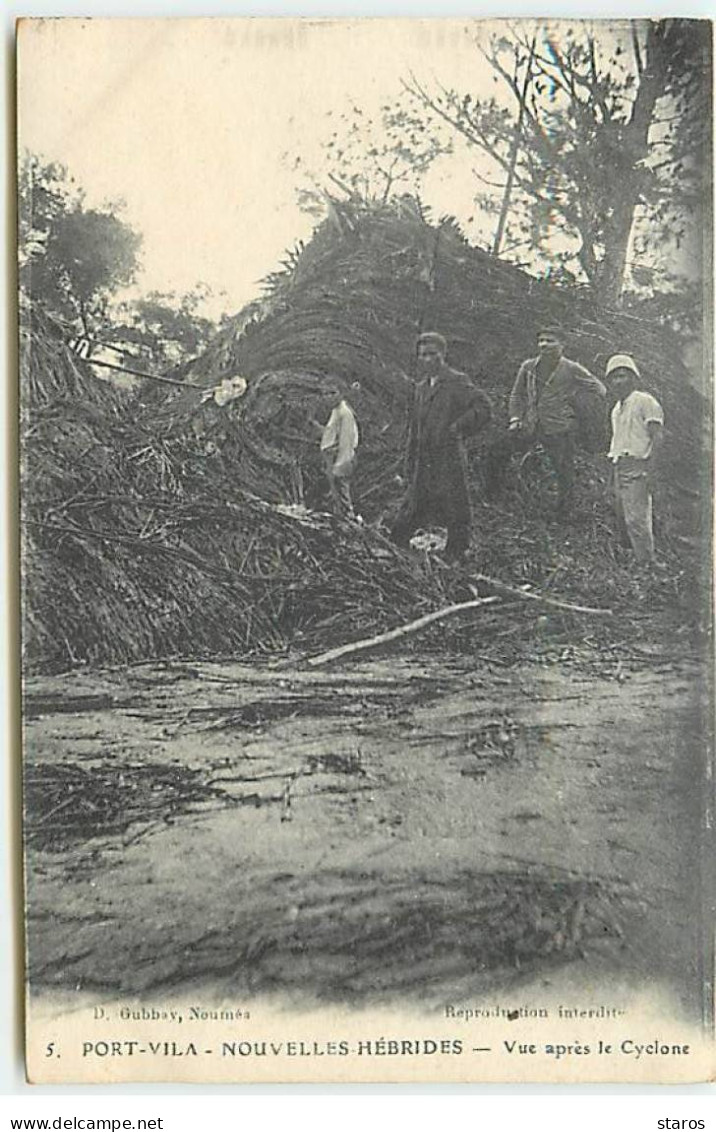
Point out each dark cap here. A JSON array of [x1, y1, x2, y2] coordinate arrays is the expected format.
[[537, 325, 564, 342]]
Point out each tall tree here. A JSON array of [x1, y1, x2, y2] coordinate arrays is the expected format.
[[107, 284, 222, 370], [19, 152, 142, 335], [403, 19, 711, 304], [287, 101, 451, 216]]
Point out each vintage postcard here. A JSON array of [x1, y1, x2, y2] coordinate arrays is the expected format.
[[17, 17, 714, 1083]]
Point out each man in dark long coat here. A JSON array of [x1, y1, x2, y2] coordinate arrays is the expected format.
[[391, 331, 492, 562]]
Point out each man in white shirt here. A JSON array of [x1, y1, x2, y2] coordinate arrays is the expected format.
[[316, 382, 360, 517], [606, 354, 664, 564]]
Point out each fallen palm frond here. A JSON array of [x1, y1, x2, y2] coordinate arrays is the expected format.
[[24, 761, 238, 851]]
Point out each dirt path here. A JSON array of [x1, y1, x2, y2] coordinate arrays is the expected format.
[[24, 653, 709, 1019]]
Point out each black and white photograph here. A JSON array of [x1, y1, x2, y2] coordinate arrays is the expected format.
[[16, 17, 714, 1084]]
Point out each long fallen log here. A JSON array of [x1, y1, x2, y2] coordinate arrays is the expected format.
[[474, 574, 613, 617], [306, 595, 502, 667]]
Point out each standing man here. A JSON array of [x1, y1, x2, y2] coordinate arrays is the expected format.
[[485, 325, 606, 516], [316, 381, 360, 518], [606, 353, 664, 564], [391, 331, 492, 562]]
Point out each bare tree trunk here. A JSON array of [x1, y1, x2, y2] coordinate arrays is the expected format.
[[78, 299, 90, 339], [492, 36, 537, 257], [597, 198, 639, 306], [596, 22, 665, 305]]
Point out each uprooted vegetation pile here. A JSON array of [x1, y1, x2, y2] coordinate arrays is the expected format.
[[21, 200, 710, 673], [22, 309, 457, 671]]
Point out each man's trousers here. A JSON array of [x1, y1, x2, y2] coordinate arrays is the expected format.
[[613, 457, 655, 563], [485, 428, 575, 513], [391, 467, 471, 561]]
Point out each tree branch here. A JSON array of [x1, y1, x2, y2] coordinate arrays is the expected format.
[[307, 596, 503, 666], [474, 574, 612, 616], [632, 24, 645, 76]]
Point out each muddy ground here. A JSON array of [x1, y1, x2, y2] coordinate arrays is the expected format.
[[23, 648, 710, 1019]]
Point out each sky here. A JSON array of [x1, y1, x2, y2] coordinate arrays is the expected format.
[[18, 18, 514, 318], [16, 14, 703, 325]]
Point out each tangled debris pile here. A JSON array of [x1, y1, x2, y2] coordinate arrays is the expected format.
[[22, 314, 455, 670], [21, 201, 710, 673]]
